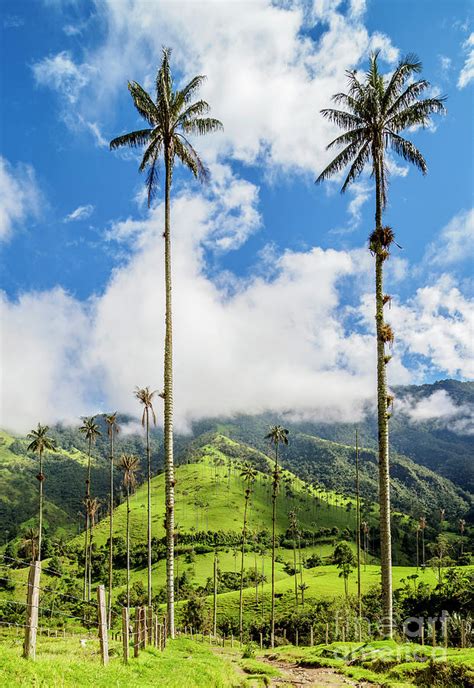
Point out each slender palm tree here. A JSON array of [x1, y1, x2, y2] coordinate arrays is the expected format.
[[26, 424, 56, 561], [298, 582, 309, 607], [239, 462, 256, 642], [419, 516, 427, 567], [20, 528, 39, 563], [118, 453, 140, 611], [265, 425, 289, 648], [134, 387, 157, 608], [213, 546, 218, 637], [79, 416, 101, 601], [416, 524, 421, 570], [289, 510, 299, 609], [459, 519, 466, 557], [355, 429, 362, 626], [86, 496, 100, 596], [105, 412, 120, 627], [316, 53, 445, 637], [110, 49, 222, 638]]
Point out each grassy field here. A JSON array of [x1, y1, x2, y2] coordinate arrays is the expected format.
[[267, 640, 474, 687], [0, 630, 241, 687], [83, 448, 358, 549]]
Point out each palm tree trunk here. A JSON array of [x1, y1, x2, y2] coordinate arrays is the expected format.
[[374, 145, 393, 638], [355, 430, 362, 624], [146, 407, 152, 608], [38, 450, 43, 562], [126, 485, 130, 611], [108, 429, 114, 627], [213, 548, 218, 636], [89, 511, 94, 598], [416, 530, 419, 570], [239, 493, 249, 642], [83, 439, 92, 601], [164, 149, 175, 638], [271, 445, 278, 649], [293, 531, 298, 610]]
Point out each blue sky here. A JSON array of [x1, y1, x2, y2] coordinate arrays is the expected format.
[[0, 0, 473, 433]]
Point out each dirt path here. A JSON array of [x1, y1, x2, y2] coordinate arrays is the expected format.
[[262, 657, 378, 687]]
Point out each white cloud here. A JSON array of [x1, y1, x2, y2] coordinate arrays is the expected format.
[[398, 390, 474, 436], [424, 208, 474, 267], [32, 50, 93, 103], [39, 0, 398, 176], [0, 157, 42, 242], [458, 33, 474, 88], [64, 204, 94, 223]]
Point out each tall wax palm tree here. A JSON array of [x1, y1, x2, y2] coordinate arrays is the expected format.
[[105, 412, 120, 627], [419, 516, 427, 567], [118, 453, 140, 612], [265, 425, 289, 648], [134, 387, 157, 608], [239, 462, 257, 642], [26, 424, 56, 561], [86, 496, 100, 598], [459, 519, 466, 557], [316, 53, 445, 637], [355, 429, 362, 628], [110, 49, 222, 638], [79, 416, 101, 601], [289, 510, 299, 609]]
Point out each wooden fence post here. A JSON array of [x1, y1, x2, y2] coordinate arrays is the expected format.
[[420, 624, 425, 646], [134, 608, 140, 657], [443, 618, 448, 649], [295, 629, 299, 647], [97, 585, 109, 666], [310, 626, 314, 646], [122, 608, 129, 664], [154, 615, 159, 648], [460, 620, 465, 649], [260, 632, 263, 650], [23, 561, 41, 660], [158, 623, 163, 651], [325, 622, 329, 645], [163, 615, 167, 649], [432, 620, 436, 648]]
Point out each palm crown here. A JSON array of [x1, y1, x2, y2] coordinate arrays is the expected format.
[[316, 52, 445, 202], [110, 47, 223, 206], [27, 424, 56, 455], [119, 453, 140, 490], [105, 412, 120, 438], [79, 416, 102, 444], [134, 387, 157, 427], [265, 425, 289, 448]]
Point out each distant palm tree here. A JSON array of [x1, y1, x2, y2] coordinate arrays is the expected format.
[[26, 424, 56, 561], [118, 453, 140, 611], [110, 48, 222, 639], [134, 387, 157, 608], [20, 527, 39, 562], [298, 582, 309, 607], [459, 519, 466, 557], [79, 416, 101, 600], [419, 516, 427, 567], [316, 53, 444, 637], [86, 496, 100, 596], [239, 462, 257, 642], [265, 425, 289, 648], [289, 510, 299, 609], [104, 412, 120, 627]]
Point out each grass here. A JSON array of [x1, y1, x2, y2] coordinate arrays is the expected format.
[[82, 448, 357, 548], [0, 630, 241, 687], [265, 640, 474, 687]]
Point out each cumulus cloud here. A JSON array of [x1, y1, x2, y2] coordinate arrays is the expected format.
[[398, 390, 474, 436], [64, 204, 94, 223], [458, 33, 474, 88], [0, 157, 42, 242], [424, 208, 474, 267], [32, 50, 93, 103]]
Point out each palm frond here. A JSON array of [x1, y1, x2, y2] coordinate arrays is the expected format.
[[315, 139, 362, 184], [174, 134, 208, 182], [110, 129, 153, 151], [320, 108, 364, 131], [387, 97, 446, 132], [182, 117, 223, 136], [327, 127, 368, 149], [383, 54, 422, 110], [128, 81, 159, 126], [175, 100, 211, 127], [341, 141, 370, 192], [386, 131, 427, 173], [385, 79, 430, 118], [145, 148, 160, 206], [173, 75, 207, 114], [139, 134, 163, 173]]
